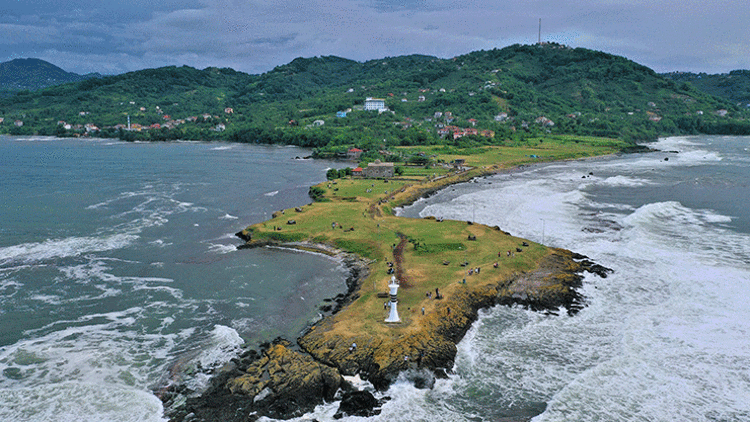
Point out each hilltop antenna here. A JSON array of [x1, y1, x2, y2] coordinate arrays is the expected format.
[[538, 18, 541, 44]]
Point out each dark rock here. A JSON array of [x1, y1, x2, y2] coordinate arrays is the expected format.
[[235, 230, 252, 242], [405, 368, 436, 389], [433, 368, 450, 379], [334, 390, 381, 419]]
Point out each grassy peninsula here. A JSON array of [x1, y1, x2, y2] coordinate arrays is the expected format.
[[240, 134, 624, 334], [166, 136, 621, 421]]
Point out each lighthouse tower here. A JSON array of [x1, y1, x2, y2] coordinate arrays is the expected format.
[[385, 276, 401, 323]]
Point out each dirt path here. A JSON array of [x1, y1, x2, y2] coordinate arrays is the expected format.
[[392, 233, 410, 287]]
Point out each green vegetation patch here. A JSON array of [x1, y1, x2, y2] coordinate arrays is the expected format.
[[333, 239, 380, 260], [255, 231, 307, 243], [413, 242, 467, 254]]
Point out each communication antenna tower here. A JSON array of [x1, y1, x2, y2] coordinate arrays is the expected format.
[[538, 18, 541, 44]]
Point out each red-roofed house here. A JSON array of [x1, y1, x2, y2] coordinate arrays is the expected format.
[[347, 148, 363, 160], [352, 167, 364, 177]]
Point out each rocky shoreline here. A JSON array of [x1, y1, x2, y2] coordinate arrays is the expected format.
[[162, 161, 617, 421], [162, 236, 611, 421]]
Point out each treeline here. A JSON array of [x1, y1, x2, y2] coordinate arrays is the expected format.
[[663, 70, 750, 105]]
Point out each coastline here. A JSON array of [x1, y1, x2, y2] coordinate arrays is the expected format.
[[163, 156, 615, 421]]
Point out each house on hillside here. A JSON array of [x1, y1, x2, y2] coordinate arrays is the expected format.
[[224, 107, 234, 114], [336, 111, 348, 118], [535, 116, 555, 127], [364, 97, 387, 111], [14, 120, 23, 127], [363, 160, 394, 178], [347, 148, 363, 160]]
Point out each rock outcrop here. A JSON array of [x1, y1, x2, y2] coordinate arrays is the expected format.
[[165, 339, 343, 422]]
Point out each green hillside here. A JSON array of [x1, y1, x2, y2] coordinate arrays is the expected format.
[[0, 58, 102, 95], [662, 70, 750, 107], [1, 44, 748, 148]]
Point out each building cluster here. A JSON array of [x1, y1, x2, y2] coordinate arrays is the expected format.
[[437, 126, 495, 139], [47, 106, 235, 135]]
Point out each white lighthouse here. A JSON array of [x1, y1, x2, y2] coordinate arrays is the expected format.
[[385, 276, 401, 323]]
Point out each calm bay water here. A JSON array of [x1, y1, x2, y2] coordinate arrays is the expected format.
[[2, 135, 749, 422]]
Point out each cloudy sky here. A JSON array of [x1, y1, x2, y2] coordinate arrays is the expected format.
[[2, 0, 748, 76]]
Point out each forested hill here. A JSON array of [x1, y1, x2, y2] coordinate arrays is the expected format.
[[0, 58, 102, 94], [662, 70, 750, 107], [1, 43, 748, 148]]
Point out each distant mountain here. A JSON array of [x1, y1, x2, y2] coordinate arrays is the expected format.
[[0, 58, 102, 93], [662, 70, 750, 106], [1, 44, 748, 144]]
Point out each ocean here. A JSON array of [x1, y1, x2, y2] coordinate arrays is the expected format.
[[0, 137, 349, 421], [2, 135, 749, 422]]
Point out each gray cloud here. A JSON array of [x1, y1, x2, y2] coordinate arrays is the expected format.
[[1, 0, 747, 75]]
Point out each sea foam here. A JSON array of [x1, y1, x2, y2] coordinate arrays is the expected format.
[[0, 234, 138, 266]]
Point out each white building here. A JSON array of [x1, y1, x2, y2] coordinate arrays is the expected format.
[[364, 97, 387, 111]]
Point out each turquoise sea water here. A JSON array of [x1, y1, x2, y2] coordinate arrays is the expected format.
[[2, 135, 749, 422]]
